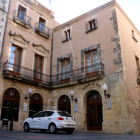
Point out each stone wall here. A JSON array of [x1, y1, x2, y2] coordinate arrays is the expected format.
[[48, 70, 131, 133]]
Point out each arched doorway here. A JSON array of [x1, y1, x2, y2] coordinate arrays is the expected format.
[[58, 95, 71, 114], [29, 93, 43, 117], [87, 91, 102, 130], [1, 88, 20, 121]]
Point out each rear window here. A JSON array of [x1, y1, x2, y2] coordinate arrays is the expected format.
[[57, 111, 72, 117]]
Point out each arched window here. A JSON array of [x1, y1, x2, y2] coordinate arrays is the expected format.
[[58, 95, 71, 114], [87, 91, 102, 103], [1, 88, 20, 121], [29, 93, 43, 117]]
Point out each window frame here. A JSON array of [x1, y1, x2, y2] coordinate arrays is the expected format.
[[60, 58, 70, 83], [85, 49, 99, 77], [33, 54, 44, 82], [9, 45, 23, 76]]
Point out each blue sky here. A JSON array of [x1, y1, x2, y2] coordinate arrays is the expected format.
[[37, 0, 140, 31]]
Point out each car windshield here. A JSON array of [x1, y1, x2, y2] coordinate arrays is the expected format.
[[57, 111, 72, 117]]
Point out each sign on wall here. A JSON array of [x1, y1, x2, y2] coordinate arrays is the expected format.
[[23, 103, 28, 112], [74, 104, 78, 112], [107, 99, 112, 109]]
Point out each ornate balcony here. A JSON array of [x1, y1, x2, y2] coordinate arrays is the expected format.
[[2, 62, 104, 88], [51, 63, 104, 88], [2, 61, 50, 88], [13, 10, 31, 28], [35, 22, 51, 39]]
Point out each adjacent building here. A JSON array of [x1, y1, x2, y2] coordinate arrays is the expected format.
[[0, 0, 10, 56], [0, 0, 140, 134]]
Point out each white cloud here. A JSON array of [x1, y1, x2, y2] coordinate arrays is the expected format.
[[37, 0, 140, 31]]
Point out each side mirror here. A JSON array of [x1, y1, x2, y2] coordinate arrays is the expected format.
[[31, 116, 33, 119]]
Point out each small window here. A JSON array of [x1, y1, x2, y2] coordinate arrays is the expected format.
[[132, 30, 138, 42], [136, 56, 139, 70], [39, 17, 45, 32], [18, 5, 26, 20], [89, 19, 96, 30], [62, 29, 71, 43], [86, 18, 97, 33], [57, 111, 72, 117], [65, 29, 70, 40]]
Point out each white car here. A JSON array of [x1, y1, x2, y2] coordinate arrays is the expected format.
[[23, 110, 76, 134]]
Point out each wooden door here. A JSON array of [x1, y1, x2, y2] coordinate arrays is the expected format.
[[87, 92, 102, 130]]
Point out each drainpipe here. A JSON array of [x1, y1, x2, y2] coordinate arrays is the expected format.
[[50, 33, 53, 85], [0, 0, 11, 68]]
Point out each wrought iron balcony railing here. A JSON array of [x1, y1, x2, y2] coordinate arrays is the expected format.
[[35, 22, 51, 38], [2, 62, 104, 87], [13, 10, 31, 27], [51, 63, 104, 85], [2, 61, 50, 86]]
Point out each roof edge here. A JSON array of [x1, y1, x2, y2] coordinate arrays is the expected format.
[[53, 0, 116, 32]]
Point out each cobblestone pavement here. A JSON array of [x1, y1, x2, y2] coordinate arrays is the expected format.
[[0, 130, 140, 140]]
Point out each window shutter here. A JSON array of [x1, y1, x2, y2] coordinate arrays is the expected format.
[[95, 17, 98, 29], [85, 21, 88, 32], [62, 30, 64, 41]]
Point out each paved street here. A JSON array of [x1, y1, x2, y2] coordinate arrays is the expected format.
[[0, 130, 140, 140]]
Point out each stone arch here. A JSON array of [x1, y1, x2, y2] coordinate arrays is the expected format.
[[1, 87, 20, 121], [54, 93, 71, 112], [58, 95, 71, 114], [81, 86, 104, 131]]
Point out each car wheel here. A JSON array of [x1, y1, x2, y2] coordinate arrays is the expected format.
[[24, 123, 30, 132], [49, 124, 57, 134], [40, 130, 46, 133], [66, 130, 73, 134]]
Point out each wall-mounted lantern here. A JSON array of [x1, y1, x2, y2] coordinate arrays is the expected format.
[[102, 83, 110, 98], [70, 90, 78, 102], [25, 88, 33, 100]]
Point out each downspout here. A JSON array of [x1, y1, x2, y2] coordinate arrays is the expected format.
[[0, 0, 11, 68], [50, 33, 53, 85]]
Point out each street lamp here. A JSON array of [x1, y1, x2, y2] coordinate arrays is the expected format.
[[25, 88, 33, 100], [102, 83, 110, 98], [70, 90, 78, 102]]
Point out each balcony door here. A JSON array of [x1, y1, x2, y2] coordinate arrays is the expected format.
[[39, 18, 45, 32], [61, 59, 70, 83], [85, 50, 98, 77], [9, 45, 22, 75], [34, 54, 43, 82], [18, 5, 26, 20]]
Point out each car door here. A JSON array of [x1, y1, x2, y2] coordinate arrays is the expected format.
[[40, 111, 54, 129], [29, 111, 44, 129]]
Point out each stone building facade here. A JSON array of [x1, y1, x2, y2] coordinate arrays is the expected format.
[[0, 0, 140, 134]]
